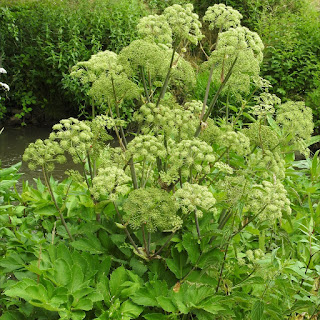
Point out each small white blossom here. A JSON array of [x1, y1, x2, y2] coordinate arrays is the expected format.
[[0, 82, 9, 91]]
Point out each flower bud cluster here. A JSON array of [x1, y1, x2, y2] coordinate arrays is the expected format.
[[134, 103, 198, 139], [89, 70, 141, 106], [163, 4, 203, 45], [174, 183, 217, 217], [276, 101, 313, 146], [199, 118, 221, 145], [246, 249, 264, 262], [119, 40, 169, 79], [183, 100, 206, 116], [126, 134, 167, 163], [218, 126, 251, 156], [203, 4, 242, 30], [87, 116, 113, 158], [98, 146, 127, 169], [248, 150, 285, 180], [123, 188, 182, 232], [170, 50, 196, 93], [50, 117, 93, 163], [168, 139, 215, 179], [201, 27, 263, 95], [23, 139, 66, 171], [70, 50, 120, 85], [218, 175, 248, 204], [217, 26, 264, 63], [248, 179, 291, 222], [244, 122, 280, 151], [137, 14, 173, 47], [251, 92, 281, 118], [91, 166, 131, 201], [214, 161, 234, 175]]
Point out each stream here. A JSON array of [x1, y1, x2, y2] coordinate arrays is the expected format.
[[0, 126, 75, 187]]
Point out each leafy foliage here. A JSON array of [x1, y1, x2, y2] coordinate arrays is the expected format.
[[0, 0, 147, 123]]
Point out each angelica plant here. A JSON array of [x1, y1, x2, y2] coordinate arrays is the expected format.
[[17, 4, 320, 319]]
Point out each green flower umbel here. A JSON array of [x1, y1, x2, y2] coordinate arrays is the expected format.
[[23, 139, 66, 171], [123, 188, 182, 233]]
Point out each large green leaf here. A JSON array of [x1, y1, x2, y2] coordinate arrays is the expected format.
[[182, 233, 200, 265], [132, 280, 168, 307], [71, 235, 104, 254], [165, 248, 190, 279], [53, 258, 72, 286], [109, 266, 128, 298], [251, 300, 264, 320], [120, 300, 143, 319]]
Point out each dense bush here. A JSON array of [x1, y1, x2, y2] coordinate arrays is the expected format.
[[0, 0, 147, 124], [1, 3, 320, 319]]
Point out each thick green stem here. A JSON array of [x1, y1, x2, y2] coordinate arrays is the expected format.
[[42, 166, 74, 241], [195, 56, 238, 137], [156, 44, 178, 108], [216, 212, 236, 293], [194, 211, 201, 240], [86, 151, 94, 182], [140, 66, 150, 103], [142, 225, 149, 257]]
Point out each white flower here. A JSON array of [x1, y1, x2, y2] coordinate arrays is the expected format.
[[0, 68, 7, 74], [0, 82, 9, 91]]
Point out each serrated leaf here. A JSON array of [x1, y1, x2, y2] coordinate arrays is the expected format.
[[120, 300, 143, 318], [156, 296, 176, 312], [70, 264, 84, 293], [53, 259, 72, 286], [70, 236, 103, 254], [166, 249, 190, 279], [132, 281, 168, 307], [73, 298, 93, 311], [251, 300, 264, 320], [109, 266, 127, 298], [182, 233, 200, 265]]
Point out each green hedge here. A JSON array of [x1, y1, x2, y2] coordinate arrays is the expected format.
[[0, 0, 147, 123]]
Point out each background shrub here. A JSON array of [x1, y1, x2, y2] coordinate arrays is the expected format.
[[0, 0, 147, 124]]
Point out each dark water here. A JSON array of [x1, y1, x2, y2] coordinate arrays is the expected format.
[[0, 126, 73, 185]]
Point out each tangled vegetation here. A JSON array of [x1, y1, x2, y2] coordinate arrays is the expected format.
[[1, 3, 320, 320]]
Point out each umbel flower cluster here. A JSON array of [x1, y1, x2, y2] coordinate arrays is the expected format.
[[23, 139, 66, 171], [23, 3, 316, 260]]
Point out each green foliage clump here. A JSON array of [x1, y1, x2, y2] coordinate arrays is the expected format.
[[0, 0, 147, 122]]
